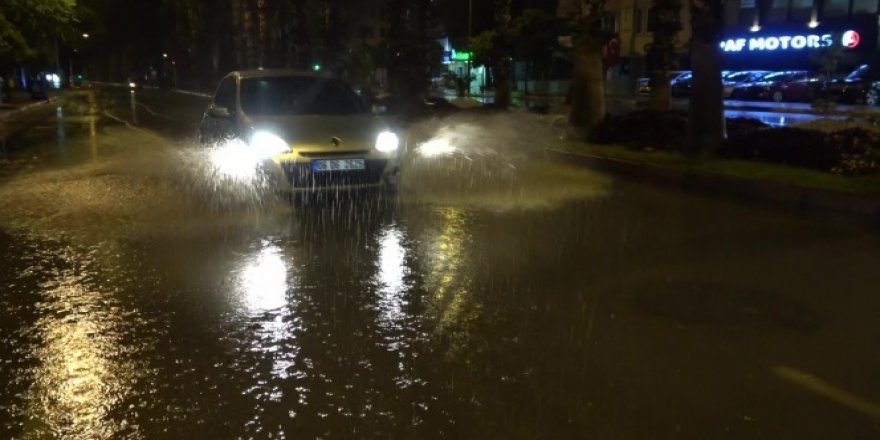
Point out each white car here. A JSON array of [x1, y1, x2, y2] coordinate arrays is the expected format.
[[198, 69, 401, 193]]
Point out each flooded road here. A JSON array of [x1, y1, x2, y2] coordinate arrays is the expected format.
[[1, 89, 879, 439]]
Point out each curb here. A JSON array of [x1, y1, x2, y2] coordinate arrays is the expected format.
[[0, 97, 61, 144], [544, 148, 880, 223], [0, 97, 59, 122], [86, 81, 211, 99]]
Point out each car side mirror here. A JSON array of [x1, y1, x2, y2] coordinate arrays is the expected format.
[[372, 104, 387, 115], [208, 105, 232, 119]]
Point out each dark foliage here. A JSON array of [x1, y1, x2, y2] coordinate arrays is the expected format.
[[591, 111, 878, 175], [590, 110, 688, 150], [722, 127, 878, 174]]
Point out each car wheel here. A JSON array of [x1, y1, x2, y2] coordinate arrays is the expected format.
[[772, 91, 784, 102], [866, 89, 879, 106]]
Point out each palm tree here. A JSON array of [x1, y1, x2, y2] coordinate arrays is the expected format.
[[562, 0, 607, 134], [686, 0, 725, 155], [646, 0, 683, 111]]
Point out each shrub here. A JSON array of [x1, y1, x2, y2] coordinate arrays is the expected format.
[[590, 111, 687, 151], [723, 126, 878, 175]]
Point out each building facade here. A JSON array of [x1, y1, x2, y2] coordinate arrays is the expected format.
[[720, 0, 879, 71], [601, 0, 694, 92]]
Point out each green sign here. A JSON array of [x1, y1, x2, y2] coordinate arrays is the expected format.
[[451, 50, 471, 61]]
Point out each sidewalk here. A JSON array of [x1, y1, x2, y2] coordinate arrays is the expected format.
[[0, 90, 60, 145]]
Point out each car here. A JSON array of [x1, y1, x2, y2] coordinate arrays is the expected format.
[[825, 64, 880, 105], [722, 70, 771, 97], [669, 71, 735, 98], [728, 70, 823, 102], [637, 70, 688, 95], [198, 69, 401, 193]]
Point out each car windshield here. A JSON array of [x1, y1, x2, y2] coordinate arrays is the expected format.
[[725, 71, 765, 82], [240, 76, 367, 115], [846, 65, 870, 80], [761, 71, 797, 82]]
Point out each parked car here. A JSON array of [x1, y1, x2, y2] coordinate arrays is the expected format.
[[198, 69, 401, 193], [825, 64, 880, 105], [669, 71, 734, 98], [729, 71, 823, 102], [637, 71, 688, 95], [722, 70, 772, 98]]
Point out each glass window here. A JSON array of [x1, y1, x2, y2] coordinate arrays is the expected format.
[[822, 0, 849, 18], [647, 7, 658, 32], [633, 7, 643, 34], [767, 0, 790, 22], [214, 77, 236, 110], [738, 0, 758, 26], [789, 0, 814, 20], [851, 0, 877, 14], [240, 76, 367, 116]]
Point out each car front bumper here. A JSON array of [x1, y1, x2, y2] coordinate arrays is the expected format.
[[264, 156, 400, 193]]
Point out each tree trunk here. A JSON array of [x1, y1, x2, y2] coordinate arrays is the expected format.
[[493, 0, 512, 108], [646, 0, 683, 112], [256, 0, 268, 67], [686, 0, 725, 156], [232, 0, 246, 69], [648, 72, 672, 111], [568, 38, 605, 132]]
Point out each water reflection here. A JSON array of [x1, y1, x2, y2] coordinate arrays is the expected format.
[[22, 266, 136, 439], [422, 207, 480, 351], [234, 240, 297, 382], [239, 242, 289, 313], [376, 226, 407, 327], [725, 109, 845, 127]]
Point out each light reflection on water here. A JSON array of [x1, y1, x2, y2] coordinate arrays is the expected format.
[[376, 226, 407, 327], [20, 262, 138, 439], [234, 240, 297, 383], [239, 242, 289, 314]]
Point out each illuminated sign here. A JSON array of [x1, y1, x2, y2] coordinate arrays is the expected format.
[[842, 30, 860, 49], [451, 50, 471, 61], [720, 30, 860, 53]]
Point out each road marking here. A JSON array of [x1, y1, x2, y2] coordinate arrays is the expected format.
[[101, 111, 151, 134], [773, 365, 880, 419]]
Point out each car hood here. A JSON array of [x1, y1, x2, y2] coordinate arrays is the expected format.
[[245, 114, 389, 150]]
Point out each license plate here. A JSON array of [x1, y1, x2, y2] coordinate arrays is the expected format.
[[311, 159, 366, 172]]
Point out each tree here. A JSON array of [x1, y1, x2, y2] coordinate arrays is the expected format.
[[491, 0, 512, 108], [386, 0, 441, 109], [511, 8, 559, 93], [645, 0, 682, 111], [0, 0, 79, 65], [685, 0, 725, 155], [561, 0, 609, 134]]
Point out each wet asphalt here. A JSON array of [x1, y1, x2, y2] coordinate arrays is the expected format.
[[0, 89, 879, 439]]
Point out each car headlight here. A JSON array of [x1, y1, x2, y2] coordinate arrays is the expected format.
[[375, 131, 399, 152], [249, 131, 289, 159]]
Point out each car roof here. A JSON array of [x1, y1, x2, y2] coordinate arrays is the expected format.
[[232, 68, 335, 80]]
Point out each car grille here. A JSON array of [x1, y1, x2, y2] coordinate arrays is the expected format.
[[282, 159, 388, 188]]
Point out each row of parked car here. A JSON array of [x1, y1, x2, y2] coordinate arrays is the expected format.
[[638, 64, 880, 105]]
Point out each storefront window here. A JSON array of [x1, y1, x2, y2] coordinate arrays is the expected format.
[[789, 0, 814, 20], [738, 0, 758, 26], [822, 0, 849, 18], [851, 0, 878, 14]]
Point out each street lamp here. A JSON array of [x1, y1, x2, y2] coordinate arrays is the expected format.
[[82, 33, 89, 39], [163, 53, 168, 58]]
